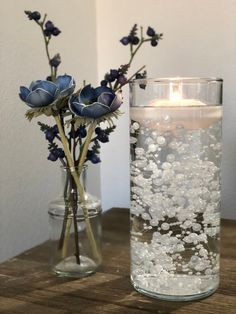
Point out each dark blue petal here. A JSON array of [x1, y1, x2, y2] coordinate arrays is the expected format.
[[69, 96, 85, 116], [56, 75, 75, 96], [29, 80, 41, 90], [26, 89, 55, 107], [87, 150, 101, 164], [94, 86, 113, 98], [97, 92, 115, 107], [19, 86, 30, 101], [79, 85, 96, 103], [56, 74, 71, 88], [48, 152, 58, 162], [91, 154, 101, 164], [56, 148, 65, 158], [110, 91, 123, 112], [31, 80, 58, 97], [60, 85, 75, 97], [45, 130, 55, 142], [81, 102, 110, 118]]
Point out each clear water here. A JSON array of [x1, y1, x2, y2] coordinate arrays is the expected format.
[[130, 105, 222, 299], [54, 255, 97, 278], [48, 194, 102, 278]]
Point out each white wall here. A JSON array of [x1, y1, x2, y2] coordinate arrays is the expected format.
[[97, 0, 236, 219], [0, 0, 99, 262]]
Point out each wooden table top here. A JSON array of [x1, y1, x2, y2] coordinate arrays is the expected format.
[[0, 208, 235, 314]]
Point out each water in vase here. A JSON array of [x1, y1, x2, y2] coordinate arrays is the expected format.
[[130, 105, 222, 300]]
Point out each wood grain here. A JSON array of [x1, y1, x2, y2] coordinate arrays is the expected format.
[[0, 208, 235, 314]]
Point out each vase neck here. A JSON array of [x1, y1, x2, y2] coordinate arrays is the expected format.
[[60, 166, 87, 197]]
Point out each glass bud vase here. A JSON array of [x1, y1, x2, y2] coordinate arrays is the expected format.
[[48, 166, 102, 278], [129, 78, 223, 301]]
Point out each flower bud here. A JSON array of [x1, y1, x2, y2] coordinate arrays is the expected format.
[[52, 27, 61, 36], [120, 36, 130, 45], [147, 26, 156, 37], [50, 54, 61, 68], [45, 21, 54, 31]]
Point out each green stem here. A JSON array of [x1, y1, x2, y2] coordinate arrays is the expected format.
[[127, 27, 149, 66], [57, 157, 72, 255], [53, 113, 100, 261], [36, 18, 54, 81], [114, 65, 146, 92], [58, 177, 70, 251], [42, 13, 47, 25], [62, 214, 72, 259], [71, 176, 81, 264], [78, 121, 97, 167], [113, 27, 150, 92], [125, 65, 146, 83]]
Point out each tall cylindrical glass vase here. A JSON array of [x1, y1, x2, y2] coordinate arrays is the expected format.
[[129, 78, 223, 301]]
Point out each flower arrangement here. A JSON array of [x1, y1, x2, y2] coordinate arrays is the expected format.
[[19, 10, 163, 273]]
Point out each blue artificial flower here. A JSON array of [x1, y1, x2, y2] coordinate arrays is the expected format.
[[146, 26, 156, 37], [69, 125, 87, 139], [45, 21, 54, 31], [48, 148, 65, 162], [25, 11, 41, 21], [87, 150, 101, 164], [50, 54, 61, 68], [69, 84, 122, 119], [19, 75, 75, 108], [95, 127, 109, 143], [44, 21, 61, 37], [45, 125, 59, 142]]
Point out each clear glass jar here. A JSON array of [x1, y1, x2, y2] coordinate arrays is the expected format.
[[48, 166, 102, 278], [129, 78, 223, 301]]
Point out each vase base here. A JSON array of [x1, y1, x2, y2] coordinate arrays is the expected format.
[[52, 255, 98, 278], [131, 277, 218, 301]]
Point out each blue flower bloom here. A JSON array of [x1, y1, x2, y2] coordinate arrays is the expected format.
[[69, 84, 122, 119], [19, 75, 75, 108]]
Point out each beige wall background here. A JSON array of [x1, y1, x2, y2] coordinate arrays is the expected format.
[[0, 0, 236, 262]]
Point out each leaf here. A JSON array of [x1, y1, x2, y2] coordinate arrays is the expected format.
[[130, 24, 138, 37], [119, 64, 130, 75], [92, 139, 101, 154], [104, 125, 116, 135], [68, 109, 123, 129], [25, 107, 53, 121], [38, 121, 52, 132], [48, 142, 58, 150]]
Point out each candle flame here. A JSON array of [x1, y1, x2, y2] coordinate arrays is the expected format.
[[169, 82, 182, 101]]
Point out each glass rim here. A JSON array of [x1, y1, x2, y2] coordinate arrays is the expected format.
[[130, 77, 223, 85], [60, 164, 88, 171]]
